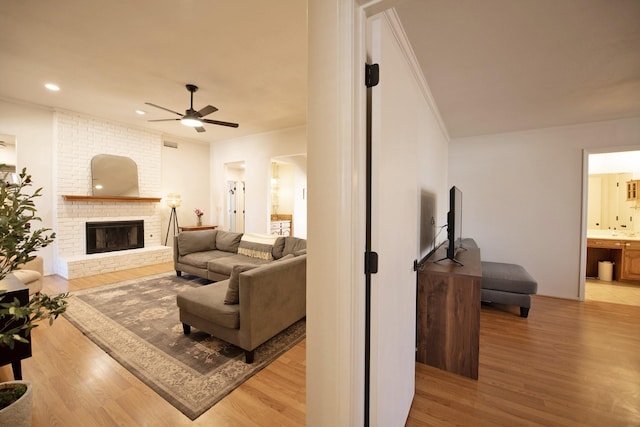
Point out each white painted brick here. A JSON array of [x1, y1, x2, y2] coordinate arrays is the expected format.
[[55, 111, 164, 278]]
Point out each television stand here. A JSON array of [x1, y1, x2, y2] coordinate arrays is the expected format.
[[416, 244, 481, 379]]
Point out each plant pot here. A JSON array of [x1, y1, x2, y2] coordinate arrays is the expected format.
[[0, 381, 32, 427]]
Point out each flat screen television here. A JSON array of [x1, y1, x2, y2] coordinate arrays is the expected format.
[[437, 186, 464, 265]]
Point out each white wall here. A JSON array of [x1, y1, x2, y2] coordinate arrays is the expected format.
[[448, 117, 640, 299], [0, 99, 56, 273], [161, 136, 211, 242], [209, 126, 306, 235]]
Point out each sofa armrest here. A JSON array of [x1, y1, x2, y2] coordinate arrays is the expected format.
[[238, 255, 306, 350], [18, 255, 44, 275]]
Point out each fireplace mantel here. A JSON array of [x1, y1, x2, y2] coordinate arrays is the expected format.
[[62, 195, 162, 203]]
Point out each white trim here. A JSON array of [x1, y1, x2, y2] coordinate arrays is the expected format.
[[384, 9, 451, 141]]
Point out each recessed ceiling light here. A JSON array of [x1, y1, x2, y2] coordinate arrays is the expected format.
[[45, 83, 60, 91], [135, 110, 146, 115]]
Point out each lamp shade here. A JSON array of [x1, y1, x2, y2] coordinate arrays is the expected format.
[[166, 193, 181, 208]]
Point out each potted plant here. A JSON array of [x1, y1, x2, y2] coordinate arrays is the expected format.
[[0, 381, 32, 427], [0, 166, 68, 426]]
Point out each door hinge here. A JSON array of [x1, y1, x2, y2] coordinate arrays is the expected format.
[[365, 63, 379, 88], [365, 251, 379, 274]]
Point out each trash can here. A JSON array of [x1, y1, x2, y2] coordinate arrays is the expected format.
[[598, 261, 614, 281]]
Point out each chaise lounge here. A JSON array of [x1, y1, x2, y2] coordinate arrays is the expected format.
[[462, 238, 538, 317]]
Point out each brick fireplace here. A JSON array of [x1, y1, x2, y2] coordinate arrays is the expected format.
[[54, 111, 172, 279]]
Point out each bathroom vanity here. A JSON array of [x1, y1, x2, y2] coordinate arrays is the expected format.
[[586, 233, 640, 281]]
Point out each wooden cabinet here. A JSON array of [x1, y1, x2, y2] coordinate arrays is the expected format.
[[179, 225, 217, 232], [586, 238, 640, 282], [416, 246, 481, 379], [622, 241, 640, 280], [627, 180, 640, 201]]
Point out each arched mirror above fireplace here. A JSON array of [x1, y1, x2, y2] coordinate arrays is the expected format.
[[91, 154, 139, 197]]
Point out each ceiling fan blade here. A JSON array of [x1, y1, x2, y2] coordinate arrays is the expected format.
[[196, 105, 218, 118], [195, 126, 206, 133], [202, 118, 239, 128], [148, 118, 181, 122], [145, 102, 183, 117]]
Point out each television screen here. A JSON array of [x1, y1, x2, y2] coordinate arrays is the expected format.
[[446, 186, 463, 263]]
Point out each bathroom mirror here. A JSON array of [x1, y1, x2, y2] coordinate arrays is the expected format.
[[587, 172, 635, 232], [91, 154, 139, 197]]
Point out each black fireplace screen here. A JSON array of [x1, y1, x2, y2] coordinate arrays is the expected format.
[[86, 220, 144, 254]]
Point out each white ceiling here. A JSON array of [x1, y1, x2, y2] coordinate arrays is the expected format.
[[394, 0, 640, 138], [1, 1, 639, 143], [0, 0, 307, 143]]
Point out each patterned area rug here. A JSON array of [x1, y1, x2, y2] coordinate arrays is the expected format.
[[63, 272, 306, 420]]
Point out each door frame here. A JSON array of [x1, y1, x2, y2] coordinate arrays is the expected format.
[[580, 145, 640, 300]]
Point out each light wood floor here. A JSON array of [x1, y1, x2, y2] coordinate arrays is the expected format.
[[2, 264, 639, 426]]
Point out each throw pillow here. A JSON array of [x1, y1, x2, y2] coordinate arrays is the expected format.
[[224, 264, 256, 304], [272, 236, 286, 259], [238, 233, 279, 260], [177, 229, 217, 256], [283, 236, 307, 257], [215, 230, 243, 253]]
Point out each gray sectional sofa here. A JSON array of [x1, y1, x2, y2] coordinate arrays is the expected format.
[[173, 229, 307, 362], [174, 229, 306, 281]]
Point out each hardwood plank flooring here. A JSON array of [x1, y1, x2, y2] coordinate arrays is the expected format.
[[2, 264, 639, 426]]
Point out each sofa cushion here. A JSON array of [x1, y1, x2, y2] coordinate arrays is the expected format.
[[224, 264, 257, 304], [208, 254, 271, 276], [215, 230, 243, 253], [272, 237, 286, 259], [238, 233, 279, 260], [177, 230, 217, 256], [178, 250, 231, 269], [481, 261, 538, 294], [177, 281, 240, 329], [283, 237, 307, 257], [277, 254, 295, 261]]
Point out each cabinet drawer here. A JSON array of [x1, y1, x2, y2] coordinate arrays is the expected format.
[[587, 238, 624, 249], [624, 240, 640, 249]]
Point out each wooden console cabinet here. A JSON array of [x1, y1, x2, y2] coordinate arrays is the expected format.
[[416, 245, 481, 379]]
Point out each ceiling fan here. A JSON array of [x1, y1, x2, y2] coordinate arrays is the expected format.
[[145, 84, 239, 133]]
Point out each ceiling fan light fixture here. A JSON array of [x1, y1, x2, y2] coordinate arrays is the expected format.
[[181, 117, 202, 127]]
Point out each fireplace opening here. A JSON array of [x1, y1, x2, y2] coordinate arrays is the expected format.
[[86, 220, 144, 254]]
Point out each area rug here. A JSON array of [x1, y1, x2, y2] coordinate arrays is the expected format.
[[63, 272, 306, 420]]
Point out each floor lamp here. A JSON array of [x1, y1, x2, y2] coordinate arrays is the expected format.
[[164, 193, 181, 246]]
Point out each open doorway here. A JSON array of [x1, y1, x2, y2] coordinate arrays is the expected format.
[[584, 149, 640, 306], [270, 155, 307, 238], [225, 161, 245, 233]]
